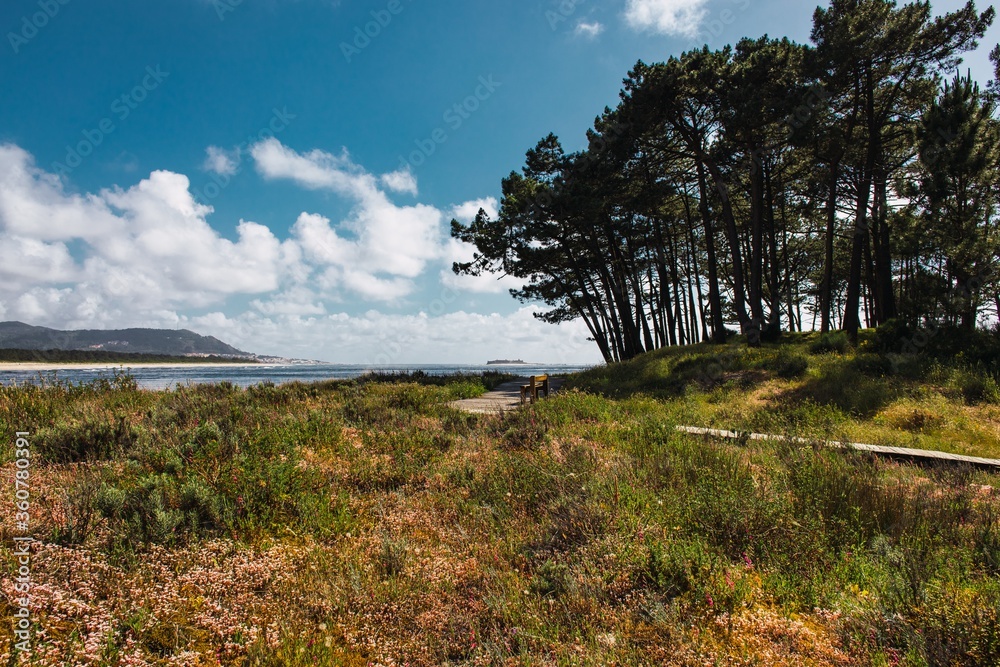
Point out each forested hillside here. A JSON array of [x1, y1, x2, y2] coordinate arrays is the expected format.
[[0, 321, 249, 357]]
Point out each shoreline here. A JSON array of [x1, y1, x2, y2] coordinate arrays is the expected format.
[[0, 362, 268, 372]]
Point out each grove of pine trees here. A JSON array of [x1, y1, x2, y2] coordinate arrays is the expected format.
[[452, 0, 1000, 363]]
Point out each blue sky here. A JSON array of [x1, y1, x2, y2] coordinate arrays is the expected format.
[[1, 0, 996, 363]]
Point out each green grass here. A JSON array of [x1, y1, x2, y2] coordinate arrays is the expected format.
[[567, 330, 1000, 459], [1, 350, 999, 665]]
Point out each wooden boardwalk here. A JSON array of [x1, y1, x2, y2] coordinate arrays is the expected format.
[[677, 425, 1000, 471], [450, 377, 565, 414]]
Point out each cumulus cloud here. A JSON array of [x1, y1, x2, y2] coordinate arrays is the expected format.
[[379, 167, 418, 195], [0, 141, 602, 363], [252, 138, 442, 290], [449, 197, 498, 223], [439, 196, 523, 294], [203, 146, 240, 176], [574, 21, 604, 38], [188, 307, 600, 365], [0, 144, 294, 327], [251, 139, 371, 195], [623, 0, 708, 37]]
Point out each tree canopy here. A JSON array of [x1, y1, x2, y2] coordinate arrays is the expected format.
[[453, 0, 998, 363]]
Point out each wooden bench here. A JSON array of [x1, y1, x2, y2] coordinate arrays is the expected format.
[[520, 374, 550, 405]]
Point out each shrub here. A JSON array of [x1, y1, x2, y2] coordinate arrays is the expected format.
[[51, 470, 103, 545], [870, 319, 915, 354], [775, 351, 809, 379], [645, 537, 715, 599], [108, 476, 183, 546], [179, 477, 227, 533], [97, 474, 232, 547], [950, 368, 1000, 405], [445, 379, 485, 400], [810, 331, 850, 355], [96, 484, 126, 520], [376, 535, 408, 579], [494, 409, 548, 450], [852, 353, 896, 378], [532, 559, 575, 598], [40, 416, 140, 463]]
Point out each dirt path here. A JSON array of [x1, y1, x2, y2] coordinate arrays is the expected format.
[[449, 377, 565, 414]]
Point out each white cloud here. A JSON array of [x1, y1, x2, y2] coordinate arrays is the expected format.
[[0, 142, 604, 364], [440, 238, 523, 295], [380, 167, 418, 195], [0, 143, 294, 325], [623, 0, 708, 37], [251, 286, 327, 317], [203, 146, 240, 176], [253, 139, 443, 291], [251, 138, 372, 197], [574, 21, 605, 38], [0, 144, 124, 242], [189, 307, 601, 365], [439, 197, 522, 294], [449, 196, 498, 222]]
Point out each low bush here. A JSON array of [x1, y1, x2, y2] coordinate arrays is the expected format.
[[851, 352, 896, 378], [531, 559, 576, 598], [644, 537, 716, 599], [810, 331, 850, 354], [949, 367, 1000, 405], [870, 318, 916, 354], [493, 408, 548, 451], [775, 351, 809, 379]]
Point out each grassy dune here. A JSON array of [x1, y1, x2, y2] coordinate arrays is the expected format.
[[0, 342, 998, 665], [570, 330, 1000, 459]]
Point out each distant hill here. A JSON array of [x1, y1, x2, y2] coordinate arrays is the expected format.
[[0, 322, 251, 357]]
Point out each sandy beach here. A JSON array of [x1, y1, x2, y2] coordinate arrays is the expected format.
[[0, 362, 267, 372]]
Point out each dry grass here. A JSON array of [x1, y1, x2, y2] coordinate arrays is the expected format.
[[0, 358, 998, 665]]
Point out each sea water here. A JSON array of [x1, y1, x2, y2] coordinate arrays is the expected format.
[[0, 363, 594, 390]]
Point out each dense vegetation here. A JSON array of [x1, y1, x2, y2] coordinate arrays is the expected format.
[[2, 340, 999, 665], [453, 0, 1000, 362], [0, 349, 256, 364]]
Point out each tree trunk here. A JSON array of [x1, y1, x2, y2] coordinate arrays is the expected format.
[[844, 72, 879, 344], [747, 151, 766, 345], [705, 159, 752, 334], [694, 163, 727, 342], [842, 181, 871, 343], [871, 171, 896, 324], [765, 160, 782, 336], [820, 162, 839, 333], [652, 217, 678, 346]]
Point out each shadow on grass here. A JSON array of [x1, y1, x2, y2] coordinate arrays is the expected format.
[[775, 360, 901, 419], [567, 340, 800, 399]]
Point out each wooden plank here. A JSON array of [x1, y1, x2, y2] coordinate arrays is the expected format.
[[676, 425, 1000, 470]]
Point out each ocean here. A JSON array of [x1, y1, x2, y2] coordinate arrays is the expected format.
[[0, 363, 595, 390]]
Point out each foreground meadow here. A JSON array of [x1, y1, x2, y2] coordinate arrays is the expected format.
[[1, 334, 999, 666]]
